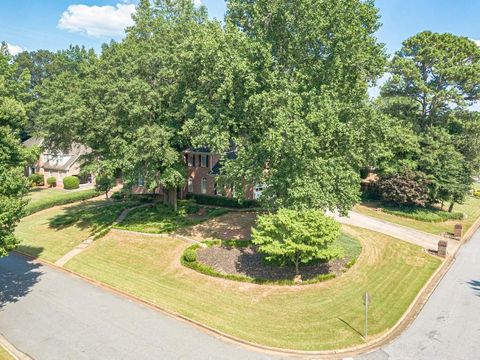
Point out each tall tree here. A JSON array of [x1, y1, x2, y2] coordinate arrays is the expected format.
[[380, 32, 480, 210], [0, 44, 32, 256], [189, 0, 388, 213]]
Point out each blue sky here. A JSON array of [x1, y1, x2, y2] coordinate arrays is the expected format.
[[1, 0, 479, 56]]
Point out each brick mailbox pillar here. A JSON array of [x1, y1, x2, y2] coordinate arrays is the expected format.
[[454, 224, 463, 239], [437, 240, 448, 258]]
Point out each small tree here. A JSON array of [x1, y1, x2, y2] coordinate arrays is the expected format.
[[252, 209, 342, 276], [95, 175, 116, 199]]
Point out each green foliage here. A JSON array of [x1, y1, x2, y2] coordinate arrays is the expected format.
[[382, 205, 464, 223], [377, 171, 430, 207], [183, 248, 197, 262], [24, 189, 100, 216], [0, 45, 31, 256], [252, 209, 342, 274], [177, 199, 200, 215], [29, 173, 44, 186], [95, 174, 116, 198], [379, 32, 480, 209], [186, 193, 258, 209], [47, 176, 57, 187], [63, 176, 80, 190], [474, 190, 480, 198]]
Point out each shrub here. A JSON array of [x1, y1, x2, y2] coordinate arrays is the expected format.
[[383, 205, 464, 222], [377, 171, 430, 207], [183, 248, 197, 262], [29, 174, 44, 187], [473, 190, 480, 198], [178, 199, 200, 214], [47, 177, 57, 188], [186, 193, 258, 208], [63, 176, 80, 190], [252, 209, 342, 275]]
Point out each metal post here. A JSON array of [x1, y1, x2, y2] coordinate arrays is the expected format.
[[364, 292, 369, 339]]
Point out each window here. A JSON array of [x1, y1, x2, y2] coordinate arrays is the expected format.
[[201, 155, 208, 167], [254, 184, 265, 200], [188, 177, 194, 193], [214, 182, 221, 196], [138, 177, 145, 187], [187, 154, 194, 167], [201, 178, 207, 194]]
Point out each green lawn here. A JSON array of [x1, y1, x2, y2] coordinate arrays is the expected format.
[[355, 195, 480, 236], [0, 346, 13, 360], [15, 201, 137, 262], [115, 202, 228, 234], [65, 226, 441, 350], [25, 187, 100, 215]]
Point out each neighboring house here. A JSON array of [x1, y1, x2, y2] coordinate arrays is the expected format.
[[23, 137, 94, 188]]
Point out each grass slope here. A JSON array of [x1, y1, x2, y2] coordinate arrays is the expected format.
[[65, 226, 440, 350], [25, 188, 100, 215], [15, 201, 136, 262], [355, 196, 480, 236], [115, 203, 228, 234]]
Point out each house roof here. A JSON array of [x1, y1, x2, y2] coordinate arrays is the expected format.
[[209, 148, 237, 176], [43, 143, 91, 171], [22, 137, 44, 148], [23, 137, 91, 172]]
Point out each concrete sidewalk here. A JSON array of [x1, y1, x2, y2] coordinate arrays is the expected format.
[[335, 211, 460, 255]]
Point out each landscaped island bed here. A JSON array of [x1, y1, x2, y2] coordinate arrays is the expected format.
[[65, 226, 441, 350], [355, 195, 480, 236], [185, 233, 361, 285]]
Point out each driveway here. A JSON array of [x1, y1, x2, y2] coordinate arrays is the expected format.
[[335, 211, 460, 255], [0, 253, 287, 360], [358, 229, 480, 360]]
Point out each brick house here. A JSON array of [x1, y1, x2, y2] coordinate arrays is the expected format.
[[23, 137, 95, 188], [133, 147, 260, 201]]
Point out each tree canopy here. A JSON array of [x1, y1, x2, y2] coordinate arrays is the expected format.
[[378, 32, 480, 209], [0, 44, 32, 256]]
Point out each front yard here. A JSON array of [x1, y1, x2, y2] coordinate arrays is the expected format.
[[355, 195, 480, 236], [15, 200, 137, 262], [25, 187, 100, 215], [64, 226, 440, 350]]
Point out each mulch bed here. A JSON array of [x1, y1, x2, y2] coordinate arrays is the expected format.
[[197, 244, 350, 281]]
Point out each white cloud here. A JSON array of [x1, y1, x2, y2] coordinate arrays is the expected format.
[[58, 3, 136, 38], [6, 43, 24, 56]]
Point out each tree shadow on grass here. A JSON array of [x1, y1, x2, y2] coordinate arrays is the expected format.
[[467, 280, 480, 296], [0, 248, 44, 310], [48, 201, 129, 232]]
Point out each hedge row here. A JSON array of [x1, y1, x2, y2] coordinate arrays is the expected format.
[[186, 193, 259, 209], [383, 205, 464, 223], [24, 189, 101, 216]]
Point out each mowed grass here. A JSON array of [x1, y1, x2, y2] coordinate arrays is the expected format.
[[355, 195, 480, 236], [0, 346, 13, 360], [25, 187, 99, 215], [15, 201, 136, 262], [115, 203, 228, 234], [65, 226, 441, 350]]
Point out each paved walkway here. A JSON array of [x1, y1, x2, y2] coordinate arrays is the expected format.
[[335, 211, 460, 255], [0, 253, 287, 360], [358, 229, 480, 360]]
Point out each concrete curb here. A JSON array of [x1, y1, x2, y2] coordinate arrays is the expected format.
[[0, 332, 32, 360]]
